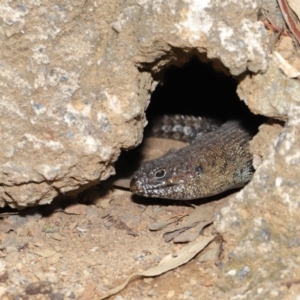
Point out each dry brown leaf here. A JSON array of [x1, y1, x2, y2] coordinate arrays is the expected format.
[[173, 220, 213, 243], [162, 205, 215, 242], [186, 205, 215, 224], [0, 212, 19, 217], [149, 215, 185, 231], [164, 227, 190, 242], [173, 232, 200, 243], [98, 235, 215, 299]]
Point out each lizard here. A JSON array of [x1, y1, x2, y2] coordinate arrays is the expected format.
[[130, 116, 259, 200]]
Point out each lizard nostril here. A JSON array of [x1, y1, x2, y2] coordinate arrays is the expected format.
[[130, 176, 137, 192]]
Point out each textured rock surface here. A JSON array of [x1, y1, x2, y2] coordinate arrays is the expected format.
[[0, 0, 267, 207], [0, 0, 148, 207], [215, 101, 300, 299], [1, 0, 300, 299], [214, 1, 300, 297], [238, 60, 300, 119]]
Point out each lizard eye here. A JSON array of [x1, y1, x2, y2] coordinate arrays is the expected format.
[[155, 169, 166, 178], [195, 166, 202, 175]]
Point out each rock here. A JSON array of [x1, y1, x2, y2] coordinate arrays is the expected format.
[[250, 121, 283, 169], [215, 99, 300, 297], [0, 0, 266, 208], [237, 60, 300, 119], [147, 289, 159, 297]]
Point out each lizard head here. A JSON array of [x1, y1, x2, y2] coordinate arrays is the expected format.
[[130, 149, 209, 200], [130, 120, 255, 200]]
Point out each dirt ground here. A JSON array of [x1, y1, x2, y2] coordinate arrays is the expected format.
[[0, 137, 236, 300]]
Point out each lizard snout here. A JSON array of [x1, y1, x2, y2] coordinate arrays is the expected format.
[[130, 176, 138, 193]]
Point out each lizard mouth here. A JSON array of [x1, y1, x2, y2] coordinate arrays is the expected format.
[[130, 175, 181, 198]]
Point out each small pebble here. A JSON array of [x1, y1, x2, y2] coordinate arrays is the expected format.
[[167, 290, 175, 298], [89, 247, 99, 252], [16, 227, 29, 237], [76, 227, 88, 233], [64, 204, 87, 215], [148, 289, 159, 297], [68, 222, 78, 230], [184, 290, 193, 297], [100, 199, 111, 209], [51, 233, 63, 241], [86, 207, 99, 217], [203, 280, 213, 287], [1, 237, 23, 250], [104, 221, 114, 228], [0, 271, 8, 283], [8, 215, 27, 226], [134, 254, 146, 261], [6, 246, 18, 253]]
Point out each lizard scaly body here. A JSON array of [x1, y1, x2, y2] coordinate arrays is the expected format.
[[130, 119, 256, 200]]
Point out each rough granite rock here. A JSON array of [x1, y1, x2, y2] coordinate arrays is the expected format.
[[0, 0, 267, 207], [2, 0, 300, 299], [215, 101, 300, 299], [237, 60, 300, 119]]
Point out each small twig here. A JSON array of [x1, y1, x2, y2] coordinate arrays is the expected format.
[[277, 0, 300, 46], [268, 26, 285, 52], [262, 19, 290, 37], [0, 212, 19, 217], [280, 278, 300, 288]]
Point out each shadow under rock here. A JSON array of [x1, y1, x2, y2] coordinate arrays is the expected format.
[[130, 187, 240, 207]]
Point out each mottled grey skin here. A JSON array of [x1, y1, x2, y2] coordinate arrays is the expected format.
[[130, 121, 254, 200], [147, 115, 221, 142]]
